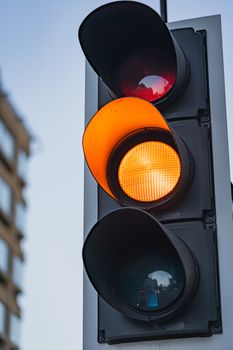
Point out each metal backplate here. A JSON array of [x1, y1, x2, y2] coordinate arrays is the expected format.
[[83, 15, 233, 350]]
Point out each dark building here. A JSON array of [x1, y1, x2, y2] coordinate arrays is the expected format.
[[0, 82, 31, 350]]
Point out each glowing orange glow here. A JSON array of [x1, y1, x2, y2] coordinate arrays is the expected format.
[[83, 97, 171, 198], [118, 141, 181, 202]]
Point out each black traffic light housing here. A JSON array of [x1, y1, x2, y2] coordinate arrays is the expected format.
[[83, 208, 199, 324], [79, 1, 189, 106], [79, 1, 223, 345]]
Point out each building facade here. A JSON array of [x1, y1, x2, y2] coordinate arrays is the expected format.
[[0, 85, 30, 350]]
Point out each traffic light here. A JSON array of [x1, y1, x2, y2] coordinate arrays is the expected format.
[[79, 1, 232, 346], [82, 97, 192, 210]]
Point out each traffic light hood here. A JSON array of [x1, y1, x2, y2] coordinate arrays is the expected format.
[[83, 207, 199, 322], [78, 1, 189, 105], [83, 97, 193, 209]]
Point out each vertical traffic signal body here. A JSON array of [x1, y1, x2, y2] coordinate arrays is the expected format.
[[79, 1, 232, 346]]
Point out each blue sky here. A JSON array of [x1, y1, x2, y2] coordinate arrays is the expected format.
[[0, 1, 233, 350]]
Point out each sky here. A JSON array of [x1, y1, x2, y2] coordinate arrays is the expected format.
[[0, 1, 233, 350]]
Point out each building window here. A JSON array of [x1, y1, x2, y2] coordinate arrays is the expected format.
[[12, 257, 23, 289], [0, 301, 6, 336], [15, 203, 26, 233], [17, 151, 28, 181], [9, 313, 21, 346], [0, 177, 12, 217], [0, 119, 14, 161], [0, 238, 9, 275]]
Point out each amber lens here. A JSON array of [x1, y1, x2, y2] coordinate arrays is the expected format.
[[118, 141, 181, 202]]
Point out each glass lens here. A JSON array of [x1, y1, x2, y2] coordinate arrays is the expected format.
[[117, 243, 185, 312], [118, 49, 176, 102], [118, 141, 181, 202]]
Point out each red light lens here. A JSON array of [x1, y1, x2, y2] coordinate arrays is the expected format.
[[118, 50, 176, 102]]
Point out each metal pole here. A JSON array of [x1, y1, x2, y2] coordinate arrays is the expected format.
[[160, 0, 168, 22]]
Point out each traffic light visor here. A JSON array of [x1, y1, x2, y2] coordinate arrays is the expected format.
[[83, 97, 170, 199], [83, 97, 193, 208], [79, 1, 188, 104], [83, 208, 199, 322]]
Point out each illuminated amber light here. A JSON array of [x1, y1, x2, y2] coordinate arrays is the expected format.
[[118, 141, 181, 202], [83, 97, 170, 198]]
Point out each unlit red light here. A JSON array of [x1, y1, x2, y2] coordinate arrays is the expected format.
[[118, 141, 181, 202], [119, 50, 176, 102]]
